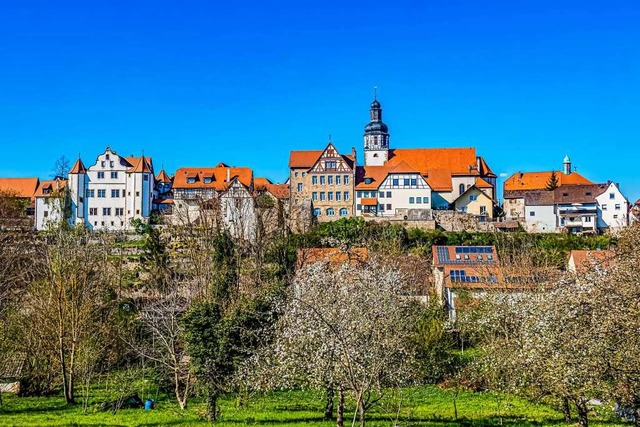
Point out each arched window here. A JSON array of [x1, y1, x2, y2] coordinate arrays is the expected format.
[[339, 208, 348, 216], [459, 183, 465, 195], [326, 208, 335, 216], [313, 208, 321, 216]]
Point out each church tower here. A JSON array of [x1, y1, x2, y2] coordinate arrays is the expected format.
[[363, 93, 390, 166]]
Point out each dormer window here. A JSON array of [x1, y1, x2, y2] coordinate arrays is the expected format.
[[364, 177, 373, 185], [187, 177, 196, 184], [203, 178, 212, 184]]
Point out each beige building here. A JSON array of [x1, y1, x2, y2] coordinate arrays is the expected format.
[[289, 141, 356, 222], [454, 186, 494, 219]]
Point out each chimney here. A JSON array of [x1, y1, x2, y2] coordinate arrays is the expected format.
[[226, 168, 230, 182], [519, 172, 523, 179]]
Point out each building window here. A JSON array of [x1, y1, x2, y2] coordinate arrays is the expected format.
[[325, 161, 337, 170], [610, 193, 615, 199], [314, 208, 321, 216], [459, 184, 465, 195], [378, 204, 384, 211], [111, 189, 119, 198], [614, 214, 618, 219], [379, 192, 384, 198], [344, 192, 349, 201], [87, 189, 95, 198], [336, 175, 341, 185], [530, 211, 535, 217], [115, 208, 124, 215], [105, 154, 110, 159], [480, 206, 487, 214], [404, 179, 410, 186], [110, 221, 114, 226], [97, 189, 106, 198], [328, 176, 333, 185], [410, 179, 417, 186], [89, 208, 97, 215], [136, 209, 140, 214], [356, 204, 362, 210], [101, 161, 105, 167], [110, 161, 114, 167], [187, 177, 196, 183], [144, 175, 149, 181], [297, 183, 303, 192], [424, 196, 429, 203], [336, 192, 341, 201], [98, 172, 105, 179], [111, 171, 118, 179], [357, 191, 362, 198], [136, 191, 140, 196], [344, 175, 349, 185], [416, 197, 422, 204], [320, 192, 325, 201], [103, 208, 111, 215], [602, 204, 608, 210], [615, 204, 621, 210], [312, 192, 318, 201], [386, 204, 392, 210], [339, 207, 348, 216], [392, 178, 399, 186], [295, 172, 299, 178], [326, 208, 335, 216], [320, 176, 326, 185], [386, 191, 391, 198], [328, 192, 334, 201], [203, 177, 212, 184], [302, 172, 306, 177], [470, 195, 477, 201], [409, 197, 415, 204], [312, 176, 318, 185], [584, 216, 592, 222]]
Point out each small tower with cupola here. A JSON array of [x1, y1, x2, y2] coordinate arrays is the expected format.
[[363, 92, 390, 166], [563, 154, 572, 175], [68, 157, 87, 226]]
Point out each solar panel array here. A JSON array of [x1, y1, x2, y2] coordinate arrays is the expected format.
[[436, 247, 450, 264], [454, 246, 493, 254]]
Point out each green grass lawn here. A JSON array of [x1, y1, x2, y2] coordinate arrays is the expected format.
[[0, 386, 628, 427]]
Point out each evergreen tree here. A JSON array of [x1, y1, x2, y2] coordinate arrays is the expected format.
[[546, 170, 560, 190]]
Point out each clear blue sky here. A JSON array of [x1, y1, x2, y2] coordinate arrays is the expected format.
[[1, 1, 639, 201]]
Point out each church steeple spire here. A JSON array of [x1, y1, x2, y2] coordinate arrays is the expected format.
[[363, 90, 390, 166]]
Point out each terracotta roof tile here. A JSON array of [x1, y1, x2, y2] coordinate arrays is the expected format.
[[173, 165, 253, 190], [425, 169, 453, 192], [34, 179, 67, 198], [254, 177, 290, 199], [129, 156, 153, 173], [554, 183, 607, 204], [289, 150, 323, 168], [69, 158, 87, 174], [155, 169, 172, 183], [387, 148, 480, 176], [0, 178, 40, 199], [568, 250, 616, 273], [355, 166, 389, 190], [504, 171, 593, 191], [475, 177, 493, 189]]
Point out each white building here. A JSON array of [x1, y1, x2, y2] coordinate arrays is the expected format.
[[67, 147, 154, 231], [595, 182, 629, 231], [34, 178, 67, 230]]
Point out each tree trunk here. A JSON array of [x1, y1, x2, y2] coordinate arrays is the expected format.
[[561, 396, 571, 422], [207, 393, 218, 421], [358, 394, 366, 427], [575, 398, 588, 427], [336, 388, 344, 427], [324, 387, 334, 420]]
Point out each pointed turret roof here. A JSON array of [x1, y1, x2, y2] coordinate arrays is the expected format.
[[129, 155, 153, 173], [69, 158, 87, 174], [156, 169, 171, 183]]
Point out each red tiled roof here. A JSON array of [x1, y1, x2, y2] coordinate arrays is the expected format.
[[69, 158, 87, 174], [289, 150, 323, 168], [475, 177, 493, 189], [355, 166, 389, 190], [387, 148, 480, 176], [0, 178, 40, 199], [173, 165, 253, 190], [504, 171, 593, 191], [425, 169, 453, 192], [129, 155, 153, 173], [568, 250, 616, 273], [255, 177, 290, 200], [155, 169, 172, 183], [34, 179, 67, 198]]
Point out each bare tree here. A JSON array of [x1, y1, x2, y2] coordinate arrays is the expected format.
[[51, 155, 71, 179]]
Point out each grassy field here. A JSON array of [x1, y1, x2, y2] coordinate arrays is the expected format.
[[0, 386, 628, 427]]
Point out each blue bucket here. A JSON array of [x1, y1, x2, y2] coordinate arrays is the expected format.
[[144, 399, 155, 410]]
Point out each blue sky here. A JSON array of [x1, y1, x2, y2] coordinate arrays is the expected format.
[[1, 1, 639, 201]]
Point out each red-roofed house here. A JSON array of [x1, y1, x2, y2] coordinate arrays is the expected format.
[[0, 177, 40, 216], [354, 98, 496, 219], [34, 178, 67, 230], [289, 141, 356, 222]]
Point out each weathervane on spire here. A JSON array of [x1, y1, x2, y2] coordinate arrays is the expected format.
[[373, 85, 378, 100], [328, 134, 332, 142]]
